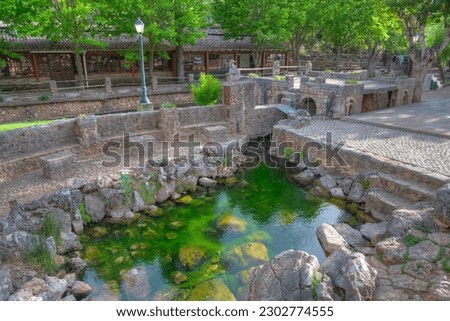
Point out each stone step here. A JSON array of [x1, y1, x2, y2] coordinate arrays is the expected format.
[[368, 172, 435, 203], [365, 189, 415, 221]]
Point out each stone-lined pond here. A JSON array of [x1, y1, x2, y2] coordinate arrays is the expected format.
[[80, 165, 349, 300]]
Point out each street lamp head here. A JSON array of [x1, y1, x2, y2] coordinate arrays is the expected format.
[[134, 17, 144, 34]]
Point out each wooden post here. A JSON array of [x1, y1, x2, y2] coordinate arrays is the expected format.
[[131, 63, 136, 78], [234, 50, 238, 66], [172, 51, 177, 78], [205, 51, 209, 74], [32, 54, 40, 82], [285, 51, 289, 67]]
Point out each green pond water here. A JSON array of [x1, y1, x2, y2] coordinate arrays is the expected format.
[[80, 165, 350, 300]]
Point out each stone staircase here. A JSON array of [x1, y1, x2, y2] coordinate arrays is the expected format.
[[365, 171, 444, 221]]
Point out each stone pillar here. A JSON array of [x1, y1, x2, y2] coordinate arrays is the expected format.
[[187, 73, 195, 84], [223, 81, 255, 135], [75, 115, 100, 152], [49, 80, 58, 96], [272, 61, 280, 76], [105, 77, 112, 93], [305, 60, 312, 75], [159, 108, 180, 141]]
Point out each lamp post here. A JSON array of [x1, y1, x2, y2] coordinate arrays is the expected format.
[[134, 17, 151, 107]]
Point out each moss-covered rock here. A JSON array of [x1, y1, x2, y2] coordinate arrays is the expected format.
[[143, 228, 160, 239], [179, 245, 207, 270], [169, 221, 186, 230], [89, 226, 109, 238], [216, 213, 247, 233], [246, 231, 272, 243], [225, 242, 269, 269], [175, 195, 193, 205], [171, 271, 188, 285], [188, 279, 236, 301], [145, 206, 164, 217], [224, 176, 239, 186], [165, 232, 177, 240], [84, 245, 102, 263]]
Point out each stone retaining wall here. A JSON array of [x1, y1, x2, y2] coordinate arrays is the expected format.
[[0, 90, 193, 124]]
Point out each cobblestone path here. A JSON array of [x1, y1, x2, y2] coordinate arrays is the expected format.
[[291, 119, 450, 177]]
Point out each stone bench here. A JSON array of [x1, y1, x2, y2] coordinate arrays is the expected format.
[[202, 125, 228, 141], [39, 151, 77, 179]]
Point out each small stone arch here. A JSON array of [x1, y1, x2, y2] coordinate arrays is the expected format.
[[346, 98, 355, 115], [299, 97, 317, 116], [402, 90, 409, 105], [276, 94, 285, 104]]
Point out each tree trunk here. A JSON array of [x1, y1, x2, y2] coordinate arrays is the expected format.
[[366, 43, 378, 78], [148, 49, 154, 79], [176, 45, 185, 83], [410, 56, 434, 103], [73, 47, 85, 88], [334, 46, 342, 72], [251, 48, 263, 70], [437, 56, 446, 83]]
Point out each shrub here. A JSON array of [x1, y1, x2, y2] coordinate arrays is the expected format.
[[190, 73, 222, 106], [78, 203, 91, 224], [161, 101, 176, 109], [274, 75, 286, 81], [42, 214, 62, 246], [345, 79, 358, 85], [25, 238, 58, 275], [248, 73, 260, 78], [38, 94, 50, 101]]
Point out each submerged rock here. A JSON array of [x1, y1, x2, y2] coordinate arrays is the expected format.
[[225, 242, 269, 269], [175, 195, 193, 205], [216, 214, 247, 233], [188, 279, 235, 301], [171, 271, 188, 285], [121, 267, 151, 300], [179, 245, 207, 270], [89, 226, 108, 238]]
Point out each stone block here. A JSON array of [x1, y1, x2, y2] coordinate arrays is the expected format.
[[202, 125, 228, 141], [39, 151, 77, 179]]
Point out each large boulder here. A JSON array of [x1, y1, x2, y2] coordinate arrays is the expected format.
[[386, 209, 422, 238], [188, 279, 235, 301], [374, 237, 407, 265], [84, 193, 106, 223], [360, 222, 387, 245], [433, 183, 450, 227], [293, 170, 315, 187], [425, 275, 450, 300], [408, 240, 441, 262], [347, 182, 366, 203], [0, 265, 12, 300], [45, 276, 67, 300], [121, 267, 151, 300], [247, 250, 335, 301], [319, 247, 377, 301], [155, 181, 176, 204], [71, 281, 93, 300], [58, 232, 81, 254], [316, 223, 348, 256], [333, 223, 365, 248]]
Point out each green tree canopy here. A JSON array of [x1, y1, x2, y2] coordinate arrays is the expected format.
[[212, 0, 290, 68], [385, 0, 450, 101]]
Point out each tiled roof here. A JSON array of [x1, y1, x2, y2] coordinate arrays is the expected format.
[[0, 27, 283, 53]]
